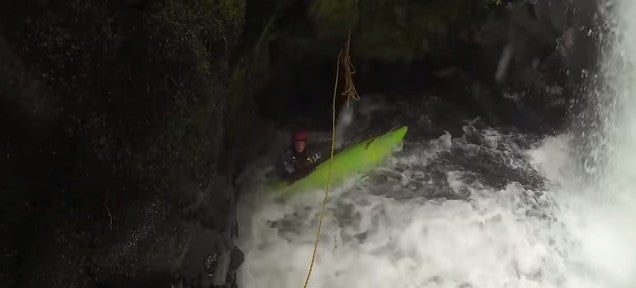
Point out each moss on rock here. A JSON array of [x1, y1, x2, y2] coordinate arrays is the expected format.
[[308, 0, 502, 62]]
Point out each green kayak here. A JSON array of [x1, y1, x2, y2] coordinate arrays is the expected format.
[[269, 126, 408, 198]]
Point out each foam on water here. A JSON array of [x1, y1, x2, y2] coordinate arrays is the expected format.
[[237, 126, 634, 288], [237, 131, 554, 287]]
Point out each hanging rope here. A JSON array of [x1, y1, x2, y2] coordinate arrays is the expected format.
[[341, 30, 360, 107], [302, 29, 360, 288], [302, 50, 341, 288]]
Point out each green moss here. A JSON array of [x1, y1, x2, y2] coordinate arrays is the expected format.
[[310, 0, 359, 36], [308, 0, 502, 62]]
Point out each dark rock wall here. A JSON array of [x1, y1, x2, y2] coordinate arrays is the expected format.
[[470, 0, 601, 134], [250, 0, 601, 135], [1, 0, 251, 287]]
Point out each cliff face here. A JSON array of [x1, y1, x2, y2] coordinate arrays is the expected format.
[[251, 0, 600, 134], [1, 0, 252, 287]]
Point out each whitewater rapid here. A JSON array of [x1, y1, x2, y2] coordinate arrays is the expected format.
[[237, 126, 631, 288], [236, 0, 636, 287]]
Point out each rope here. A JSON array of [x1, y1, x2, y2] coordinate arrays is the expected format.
[[341, 30, 360, 107], [302, 50, 342, 288]]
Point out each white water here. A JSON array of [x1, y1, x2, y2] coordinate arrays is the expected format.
[[236, 1, 636, 287]]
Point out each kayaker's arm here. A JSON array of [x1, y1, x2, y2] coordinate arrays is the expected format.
[[280, 150, 295, 175], [310, 151, 322, 163]]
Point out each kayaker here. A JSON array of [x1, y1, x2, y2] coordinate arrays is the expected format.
[[278, 130, 322, 182]]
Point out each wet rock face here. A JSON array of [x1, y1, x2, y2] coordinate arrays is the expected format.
[[1, 0, 249, 287], [468, 0, 601, 134], [250, 0, 601, 135]]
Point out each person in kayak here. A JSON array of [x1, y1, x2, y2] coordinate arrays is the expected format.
[[279, 130, 322, 182]]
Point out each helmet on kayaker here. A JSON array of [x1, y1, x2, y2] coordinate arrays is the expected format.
[[292, 130, 309, 142], [291, 130, 309, 154]]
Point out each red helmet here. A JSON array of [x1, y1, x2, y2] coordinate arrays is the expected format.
[[292, 130, 309, 141]]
